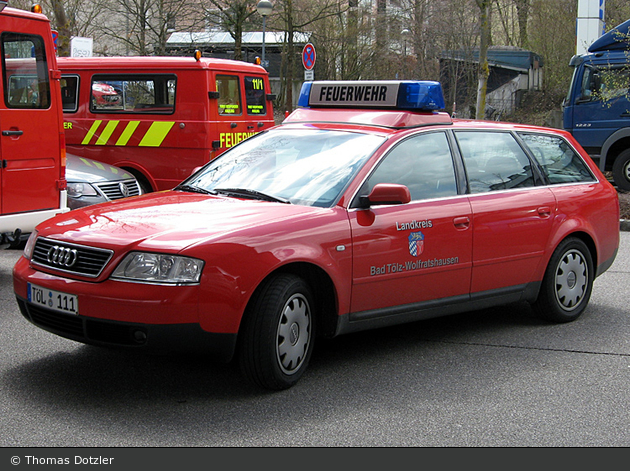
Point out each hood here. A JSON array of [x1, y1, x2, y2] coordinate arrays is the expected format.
[[588, 18, 630, 52], [36, 191, 334, 252], [66, 154, 135, 183]]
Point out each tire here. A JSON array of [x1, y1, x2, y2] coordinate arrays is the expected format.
[[238, 274, 315, 390], [533, 238, 594, 323], [126, 168, 152, 194], [612, 148, 630, 191]]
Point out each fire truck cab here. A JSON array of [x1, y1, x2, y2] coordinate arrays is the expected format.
[[0, 2, 68, 248], [58, 55, 276, 193]]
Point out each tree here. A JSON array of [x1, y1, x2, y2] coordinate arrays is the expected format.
[[89, 0, 203, 56], [432, 1, 480, 116], [204, 1, 258, 62], [272, 0, 343, 112], [49, 0, 72, 56], [475, 0, 491, 120], [527, 0, 576, 96], [514, 0, 530, 48]]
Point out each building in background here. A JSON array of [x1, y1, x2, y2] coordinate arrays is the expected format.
[[440, 46, 543, 119]]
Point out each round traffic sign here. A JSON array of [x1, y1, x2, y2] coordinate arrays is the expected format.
[[302, 43, 316, 71]]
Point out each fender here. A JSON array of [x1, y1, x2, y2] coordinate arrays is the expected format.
[[531, 215, 596, 286], [116, 162, 156, 192], [196, 244, 349, 335], [599, 126, 630, 171], [189, 208, 353, 334]]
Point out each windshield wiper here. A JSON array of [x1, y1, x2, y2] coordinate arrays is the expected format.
[[175, 184, 215, 195], [213, 188, 291, 204]]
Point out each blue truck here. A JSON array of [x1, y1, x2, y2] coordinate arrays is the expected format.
[[563, 19, 630, 190]]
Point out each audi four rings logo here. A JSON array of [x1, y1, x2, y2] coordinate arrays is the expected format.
[[47, 246, 79, 267]]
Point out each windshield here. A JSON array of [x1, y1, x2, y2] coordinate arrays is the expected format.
[[181, 128, 385, 207]]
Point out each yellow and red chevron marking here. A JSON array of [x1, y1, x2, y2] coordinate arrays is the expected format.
[[80, 120, 175, 147]]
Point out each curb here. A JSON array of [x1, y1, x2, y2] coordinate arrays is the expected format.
[[621, 220, 630, 232]]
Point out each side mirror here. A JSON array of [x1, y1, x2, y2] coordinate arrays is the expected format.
[[359, 183, 411, 208]]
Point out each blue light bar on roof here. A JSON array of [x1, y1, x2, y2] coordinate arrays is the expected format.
[[297, 80, 445, 111]]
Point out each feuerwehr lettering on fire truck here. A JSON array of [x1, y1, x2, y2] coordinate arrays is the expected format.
[[369, 220, 459, 276], [220, 132, 258, 148]]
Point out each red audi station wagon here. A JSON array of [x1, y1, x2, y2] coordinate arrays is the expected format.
[[13, 80, 620, 390]]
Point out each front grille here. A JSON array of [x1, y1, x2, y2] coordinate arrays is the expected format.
[[32, 237, 113, 278], [96, 180, 141, 200], [17, 298, 145, 347]]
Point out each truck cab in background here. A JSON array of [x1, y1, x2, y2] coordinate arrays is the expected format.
[[0, 2, 68, 248], [563, 18, 630, 190], [57, 55, 276, 193]]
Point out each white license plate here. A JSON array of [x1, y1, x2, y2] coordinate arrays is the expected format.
[[27, 283, 79, 315]]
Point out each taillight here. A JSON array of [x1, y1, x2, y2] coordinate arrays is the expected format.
[[59, 131, 66, 171]]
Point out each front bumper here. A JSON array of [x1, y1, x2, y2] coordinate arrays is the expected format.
[[15, 295, 237, 363]]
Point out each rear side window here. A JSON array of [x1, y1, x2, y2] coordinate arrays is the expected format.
[[245, 76, 266, 116], [216, 74, 242, 115], [455, 131, 535, 193], [519, 133, 595, 184], [2, 32, 50, 109], [90, 74, 176, 114]]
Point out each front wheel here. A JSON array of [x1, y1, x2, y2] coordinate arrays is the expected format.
[[238, 274, 315, 390], [533, 238, 594, 323], [612, 148, 630, 191]]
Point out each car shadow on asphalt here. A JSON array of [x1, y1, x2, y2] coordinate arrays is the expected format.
[[0, 301, 569, 406]]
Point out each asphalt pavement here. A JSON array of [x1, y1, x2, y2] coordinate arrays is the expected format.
[[0, 233, 629, 447]]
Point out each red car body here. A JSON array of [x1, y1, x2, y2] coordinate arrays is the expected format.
[[13, 80, 620, 390], [91, 82, 121, 106]]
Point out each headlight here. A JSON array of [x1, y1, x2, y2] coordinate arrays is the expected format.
[[23, 230, 38, 260], [111, 252, 204, 285], [67, 182, 99, 198]]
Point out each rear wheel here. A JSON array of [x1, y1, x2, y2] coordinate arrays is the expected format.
[[533, 238, 594, 323], [238, 274, 315, 390], [612, 148, 630, 191]]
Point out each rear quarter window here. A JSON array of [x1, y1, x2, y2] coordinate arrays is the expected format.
[[519, 133, 596, 184]]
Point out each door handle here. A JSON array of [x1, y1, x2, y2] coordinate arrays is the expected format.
[[2, 130, 23, 136], [453, 216, 470, 229], [538, 206, 551, 217]]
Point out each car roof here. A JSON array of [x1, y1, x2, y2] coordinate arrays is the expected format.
[[282, 80, 566, 137], [57, 56, 268, 74]]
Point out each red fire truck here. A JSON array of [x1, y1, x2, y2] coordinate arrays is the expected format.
[[0, 2, 68, 248], [57, 55, 276, 193]]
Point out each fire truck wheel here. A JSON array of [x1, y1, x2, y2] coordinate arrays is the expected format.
[[238, 273, 315, 390], [533, 237, 593, 323], [612, 149, 630, 191]]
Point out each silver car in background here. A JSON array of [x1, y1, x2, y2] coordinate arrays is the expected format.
[[66, 154, 142, 210]]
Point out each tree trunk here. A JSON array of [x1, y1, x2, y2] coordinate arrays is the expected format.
[[285, 0, 295, 113], [515, 0, 530, 48], [475, 0, 491, 120], [347, 0, 359, 79], [51, 0, 71, 56]]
